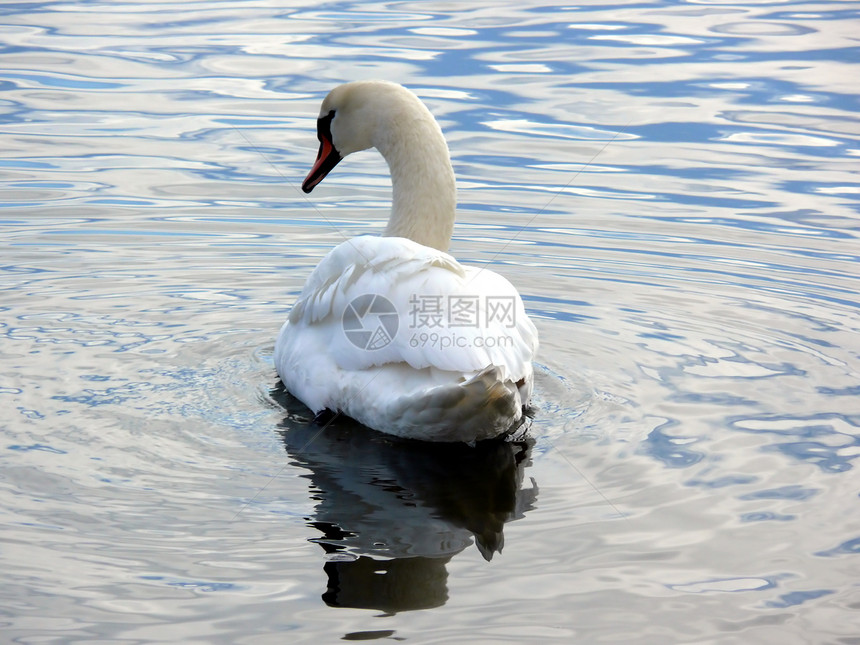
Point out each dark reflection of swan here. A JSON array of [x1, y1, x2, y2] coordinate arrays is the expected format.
[[271, 383, 538, 613]]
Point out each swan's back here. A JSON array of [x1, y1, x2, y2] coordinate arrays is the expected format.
[[275, 236, 537, 442]]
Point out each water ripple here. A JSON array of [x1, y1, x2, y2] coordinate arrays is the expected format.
[[1, 0, 859, 641]]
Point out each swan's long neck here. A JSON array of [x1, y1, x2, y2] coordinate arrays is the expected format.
[[375, 112, 456, 252]]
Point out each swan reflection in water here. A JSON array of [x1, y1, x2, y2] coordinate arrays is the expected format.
[[272, 384, 538, 613]]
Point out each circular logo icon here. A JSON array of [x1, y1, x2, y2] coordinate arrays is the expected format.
[[342, 294, 399, 350]]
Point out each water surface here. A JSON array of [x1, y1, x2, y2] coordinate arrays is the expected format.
[[2, 1, 859, 642]]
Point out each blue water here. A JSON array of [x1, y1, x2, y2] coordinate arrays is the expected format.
[[2, 1, 859, 642]]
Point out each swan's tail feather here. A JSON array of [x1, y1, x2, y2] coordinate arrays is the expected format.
[[387, 365, 523, 442]]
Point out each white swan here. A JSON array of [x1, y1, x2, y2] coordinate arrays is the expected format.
[[275, 80, 538, 442]]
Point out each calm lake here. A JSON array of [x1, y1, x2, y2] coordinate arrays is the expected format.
[[2, 0, 859, 642]]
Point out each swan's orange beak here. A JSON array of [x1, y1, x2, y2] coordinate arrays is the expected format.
[[302, 111, 341, 193]]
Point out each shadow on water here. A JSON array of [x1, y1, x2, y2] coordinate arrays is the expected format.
[[270, 383, 538, 613]]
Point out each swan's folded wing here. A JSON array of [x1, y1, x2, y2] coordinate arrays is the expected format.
[[287, 236, 537, 378]]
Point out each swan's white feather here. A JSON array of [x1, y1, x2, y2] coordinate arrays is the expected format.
[[276, 236, 537, 441]]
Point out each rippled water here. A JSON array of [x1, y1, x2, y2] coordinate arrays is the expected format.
[[2, 1, 859, 642]]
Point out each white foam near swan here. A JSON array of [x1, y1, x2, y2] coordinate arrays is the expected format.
[[275, 80, 538, 442]]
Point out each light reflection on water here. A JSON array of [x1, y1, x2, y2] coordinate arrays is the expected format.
[[1, 0, 859, 642]]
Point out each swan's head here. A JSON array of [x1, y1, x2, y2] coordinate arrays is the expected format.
[[301, 80, 434, 193]]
